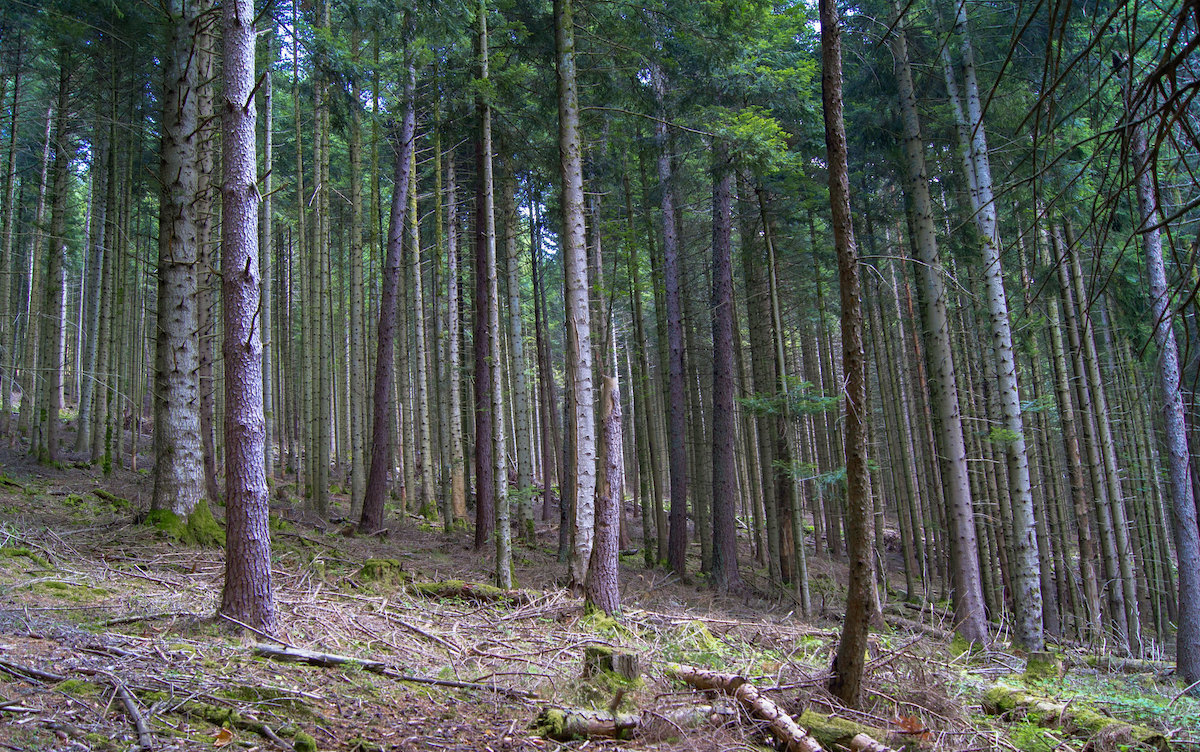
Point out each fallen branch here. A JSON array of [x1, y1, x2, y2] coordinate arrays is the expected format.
[[108, 673, 154, 752], [666, 663, 897, 752], [251, 643, 534, 699]]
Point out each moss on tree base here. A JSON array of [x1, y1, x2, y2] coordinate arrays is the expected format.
[[145, 501, 223, 546]]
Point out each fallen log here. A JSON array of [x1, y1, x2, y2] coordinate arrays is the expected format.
[[405, 579, 539, 606], [535, 704, 732, 741], [982, 683, 1168, 751], [665, 663, 897, 752]]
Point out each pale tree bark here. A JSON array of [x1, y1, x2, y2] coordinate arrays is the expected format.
[[34, 54, 73, 464], [410, 148, 436, 520], [556, 0, 597, 589], [219, 0, 275, 632], [891, 6, 988, 644], [0, 41, 18, 439], [259, 26, 275, 478], [360, 42, 415, 534], [445, 156, 468, 525], [820, 0, 872, 708], [16, 105, 51, 446], [153, 0, 205, 517], [1129, 121, 1200, 686], [710, 144, 742, 593], [195, 0, 222, 506], [503, 176, 535, 544], [75, 120, 107, 455], [942, 0, 1042, 649], [587, 376, 622, 614]]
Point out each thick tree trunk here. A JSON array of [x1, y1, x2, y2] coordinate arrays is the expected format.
[[555, 0, 597, 589], [587, 376, 622, 614], [710, 146, 742, 593], [820, 0, 872, 708], [360, 46, 415, 534], [153, 0, 205, 517], [219, 0, 275, 633], [890, 8, 988, 645]]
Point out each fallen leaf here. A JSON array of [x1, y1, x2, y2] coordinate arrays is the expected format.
[[214, 728, 234, 747]]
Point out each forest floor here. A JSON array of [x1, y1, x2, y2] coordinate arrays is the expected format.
[[0, 448, 1197, 752]]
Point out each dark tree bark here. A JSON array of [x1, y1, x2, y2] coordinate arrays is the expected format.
[[587, 376, 622, 615], [710, 144, 742, 593], [360, 40, 415, 534], [820, 0, 872, 709], [219, 0, 275, 632]]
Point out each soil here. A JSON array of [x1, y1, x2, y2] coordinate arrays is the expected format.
[[0, 446, 1195, 752]]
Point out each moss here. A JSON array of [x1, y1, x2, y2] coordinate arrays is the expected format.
[[83, 732, 120, 751], [217, 685, 312, 716], [1024, 651, 1062, 681], [145, 502, 224, 546], [1011, 721, 1057, 752], [535, 708, 570, 739], [0, 546, 49, 568], [408, 579, 506, 601], [798, 710, 891, 751], [56, 679, 101, 696], [949, 632, 983, 658], [269, 514, 292, 532], [348, 737, 385, 752], [24, 580, 110, 602], [357, 559, 406, 585], [291, 730, 317, 752]]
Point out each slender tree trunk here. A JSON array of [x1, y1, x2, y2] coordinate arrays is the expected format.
[[260, 27, 275, 478], [360, 43, 415, 533], [821, 0, 871, 707], [446, 157, 468, 525], [653, 65, 688, 578], [942, 0, 1042, 649], [891, 6, 988, 644], [75, 118, 107, 455], [0, 43, 19, 439], [503, 176, 535, 543], [555, 0, 597, 589], [16, 105, 52, 447], [410, 147, 436, 520], [1129, 121, 1200, 685], [219, 0, 275, 632]]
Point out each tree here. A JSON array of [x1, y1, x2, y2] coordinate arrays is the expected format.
[[361, 38, 416, 534], [153, 0, 208, 522], [219, 0, 274, 632], [710, 143, 742, 593], [555, 0, 596, 590], [820, 0, 872, 709]]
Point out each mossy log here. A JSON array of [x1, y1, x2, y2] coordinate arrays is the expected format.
[[535, 704, 731, 741], [665, 663, 897, 752], [583, 645, 640, 680], [1065, 655, 1174, 676], [406, 579, 537, 605], [797, 710, 900, 752], [981, 683, 1168, 751]]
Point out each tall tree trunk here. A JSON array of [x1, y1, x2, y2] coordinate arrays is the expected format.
[[16, 105, 52, 447], [891, 6, 988, 644], [446, 156, 468, 526], [348, 22, 366, 514], [0, 41, 19, 439], [476, 0, 510, 585], [1129, 120, 1200, 686], [411, 148, 436, 520], [360, 42, 415, 534], [35, 54, 73, 463], [153, 0, 206, 517], [219, 0, 275, 632], [504, 177, 535, 544], [195, 0, 222, 507], [75, 116, 107, 455], [259, 26, 275, 478], [555, 0, 597, 589], [821, 0, 872, 708], [710, 144, 742, 593], [653, 65, 688, 578], [942, 0, 1042, 650]]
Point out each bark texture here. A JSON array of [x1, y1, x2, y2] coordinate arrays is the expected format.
[[219, 0, 275, 632]]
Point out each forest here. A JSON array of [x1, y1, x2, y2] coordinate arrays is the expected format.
[[0, 0, 1198, 749]]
